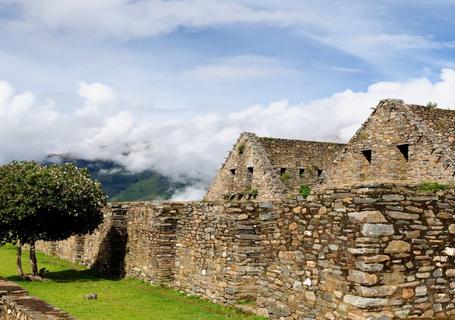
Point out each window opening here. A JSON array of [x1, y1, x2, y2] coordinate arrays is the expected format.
[[362, 149, 372, 164], [397, 144, 409, 161]]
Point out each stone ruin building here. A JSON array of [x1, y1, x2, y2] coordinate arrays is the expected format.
[[204, 132, 345, 201], [323, 99, 455, 187], [35, 99, 455, 320]]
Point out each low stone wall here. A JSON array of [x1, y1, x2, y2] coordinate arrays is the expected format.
[[0, 279, 74, 320], [37, 184, 455, 319]]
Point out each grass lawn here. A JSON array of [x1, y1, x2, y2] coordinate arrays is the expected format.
[[0, 244, 264, 320]]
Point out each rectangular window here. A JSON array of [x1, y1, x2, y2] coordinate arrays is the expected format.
[[299, 168, 305, 177], [230, 168, 236, 175], [247, 167, 254, 174], [361, 149, 372, 164], [280, 168, 286, 174], [317, 169, 323, 177], [397, 144, 409, 161]]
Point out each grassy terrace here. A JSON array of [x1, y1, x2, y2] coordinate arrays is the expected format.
[[0, 244, 264, 320]]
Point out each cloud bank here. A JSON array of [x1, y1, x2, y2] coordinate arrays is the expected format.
[[2, 69, 455, 199]]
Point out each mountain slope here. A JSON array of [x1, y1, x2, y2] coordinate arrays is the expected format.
[[44, 154, 186, 201]]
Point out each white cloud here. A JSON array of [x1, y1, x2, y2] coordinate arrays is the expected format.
[[171, 185, 207, 201], [187, 55, 297, 80], [2, 0, 450, 65], [3, 69, 455, 199], [76, 82, 116, 116]]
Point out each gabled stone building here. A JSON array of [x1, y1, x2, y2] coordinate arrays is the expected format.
[[323, 99, 455, 187], [204, 132, 345, 201]]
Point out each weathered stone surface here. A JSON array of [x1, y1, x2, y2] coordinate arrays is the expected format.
[[343, 295, 388, 309], [449, 224, 455, 234], [386, 211, 419, 220], [355, 285, 397, 297], [385, 240, 410, 254], [348, 211, 387, 223], [382, 194, 405, 201], [348, 270, 378, 285], [361, 224, 394, 237]]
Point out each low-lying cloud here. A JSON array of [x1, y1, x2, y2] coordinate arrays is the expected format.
[[2, 69, 455, 199]]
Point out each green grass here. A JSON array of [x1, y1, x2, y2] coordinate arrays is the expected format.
[[0, 244, 264, 320], [417, 181, 449, 193]]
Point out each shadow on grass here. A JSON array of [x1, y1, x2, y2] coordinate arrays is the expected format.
[[7, 268, 122, 284]]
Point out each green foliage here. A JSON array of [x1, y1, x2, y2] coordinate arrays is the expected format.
[[299, 185, 311, 198], [0, 161, 106, 244], [426, 101, 438, 108], [245, 188, 258, 199], [0, 245, 265, 320], [417, 181, 448, 193], [280, 172, 290, 182], [238, 144, 245, 155]]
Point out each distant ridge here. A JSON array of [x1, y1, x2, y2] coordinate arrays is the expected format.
[[44, 154, 188, 201]]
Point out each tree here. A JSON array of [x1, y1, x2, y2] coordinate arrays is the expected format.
[[0, 161, 107, 277]]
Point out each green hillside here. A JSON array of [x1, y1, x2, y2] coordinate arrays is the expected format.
[[111, 175, 185, 201], [45, 154, 187, 201]]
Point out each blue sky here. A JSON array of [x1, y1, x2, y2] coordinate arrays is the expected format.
[[1, 1, 455, 198]]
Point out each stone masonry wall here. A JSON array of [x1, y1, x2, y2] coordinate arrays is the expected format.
[[174, 201, 263, 304], [37, 184, 455, 319], [0, 279, 74, 320], [205, 133, 288, 202], [257, 184, 455, 319], [323, 100, 455, 187]]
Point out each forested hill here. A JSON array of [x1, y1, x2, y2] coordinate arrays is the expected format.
[[44, 154, 188, 201]]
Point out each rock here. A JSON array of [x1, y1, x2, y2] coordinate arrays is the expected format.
[[305, 291, 316, 302], [348, 270, 378, 285], [303, 278, 312, 287], [382, 195, 405, 201], [415, 286, 427, 296], [361, 224, 394, 237], [343, 295, 388, 309], [449, 224, 455, 234], [402, 288, 414, 299], [386, 211, 419, 220], [405, 230, 420, 239], [355, 261, 384, 272], [385, 240, 410, 254], [444, 247, 455, 256], [355, 285, 397, 297], [446, 269, 455, 277], [348, 211, 387, 223]]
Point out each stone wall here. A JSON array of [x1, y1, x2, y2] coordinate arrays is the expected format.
[[37, 184, 455, 319], [205, 133, 344, 202], [257, 184, 455, 319], [0, 279, 74, 320], [174, 202, 263, 304], [205, 133, 288, 202], [323, 99, 455, 187]]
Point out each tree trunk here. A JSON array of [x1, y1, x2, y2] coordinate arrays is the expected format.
[[29, 241, 38, 276], [16, 240, 24, 277]]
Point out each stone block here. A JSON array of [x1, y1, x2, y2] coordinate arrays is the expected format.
[[385, 240, 410, 254], [348, 270, 378, 285], [343, 295, 388, 309], [361, 224, 394, 237], [348, 211, 387, 223]]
